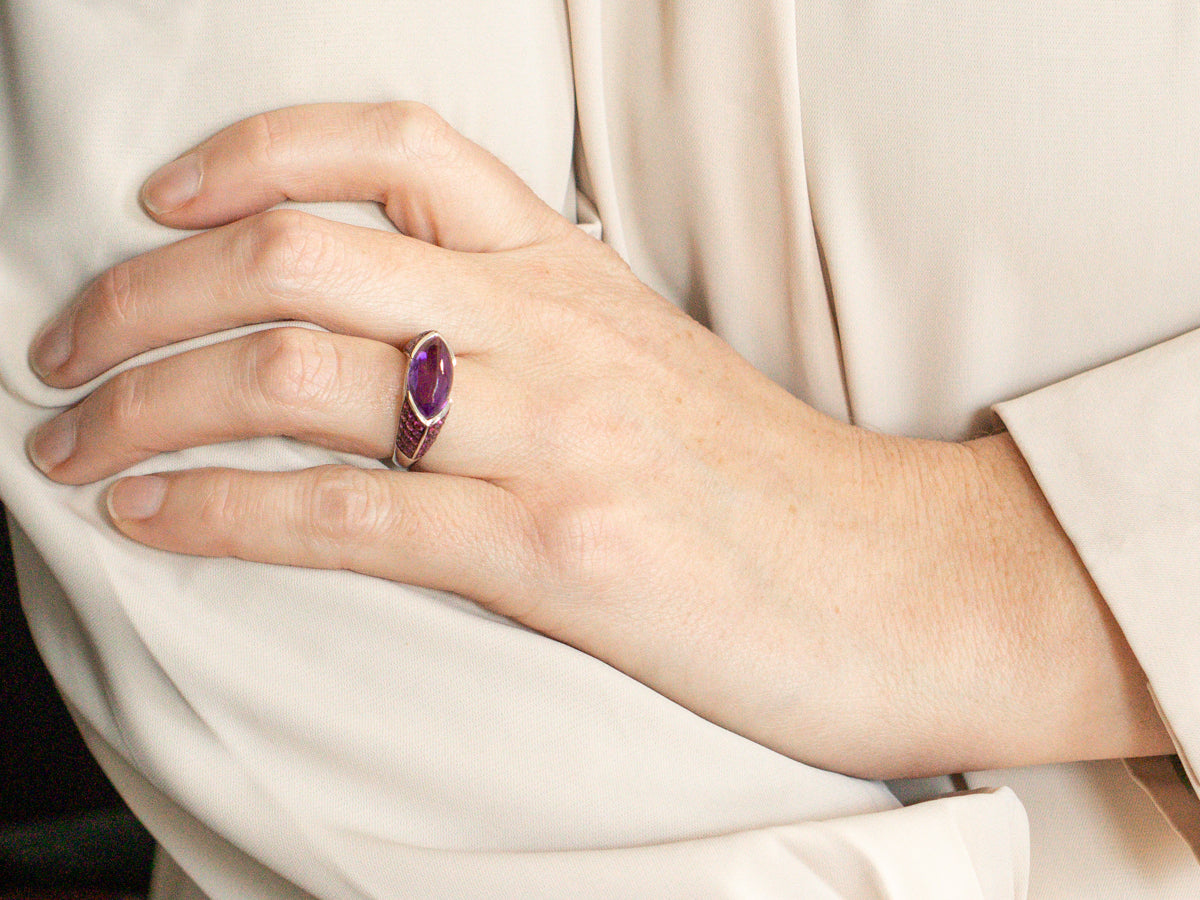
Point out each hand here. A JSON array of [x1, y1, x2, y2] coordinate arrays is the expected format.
[[26, 103, 1169, 778]]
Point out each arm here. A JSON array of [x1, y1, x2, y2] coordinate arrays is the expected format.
[[994, 328, 1200, 791], [26, 102, 1167, 780]]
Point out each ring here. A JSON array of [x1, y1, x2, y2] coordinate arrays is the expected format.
[[392, 331, 455, 469]]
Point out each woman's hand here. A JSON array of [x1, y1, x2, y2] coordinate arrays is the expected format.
[[26, 102, 1169, 778]]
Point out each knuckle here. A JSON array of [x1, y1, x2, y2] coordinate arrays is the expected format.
[[245, 108, 297, 169], [368, 100, 459, 166], [103, 368, 151, 437], [303, 466, 393, 558], [194, 472, 241, 553], [242, 208, 341, 302], [96, 262, 141, 328], [533, 499, 624, 591], [250, 327, 342, 411]]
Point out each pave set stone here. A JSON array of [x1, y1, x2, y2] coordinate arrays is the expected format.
[[393, 332, 453, 467], [394, 409, 445, 465]]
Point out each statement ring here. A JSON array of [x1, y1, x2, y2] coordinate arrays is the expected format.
[[392, 331, 454, 469]]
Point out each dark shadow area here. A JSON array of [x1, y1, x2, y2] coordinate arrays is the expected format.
[[0, 506, 154, 895]]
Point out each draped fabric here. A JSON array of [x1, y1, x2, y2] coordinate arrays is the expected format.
[[4, 1, 1200, 896]]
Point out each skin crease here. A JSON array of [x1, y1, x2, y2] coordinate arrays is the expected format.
[[26, 102, 1170, 780]]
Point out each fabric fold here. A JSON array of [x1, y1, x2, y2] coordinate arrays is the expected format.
[[995, 328, 1200, 853]]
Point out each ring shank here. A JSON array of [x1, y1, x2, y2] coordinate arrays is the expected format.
[[392, 404, 446, 468]]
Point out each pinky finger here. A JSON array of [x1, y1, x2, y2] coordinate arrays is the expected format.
[[105, 465, 534, 606]]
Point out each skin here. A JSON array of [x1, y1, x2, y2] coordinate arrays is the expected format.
[[26, 102, 1170, 780]]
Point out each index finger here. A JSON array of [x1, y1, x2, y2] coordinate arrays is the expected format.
[[141, 102, 568, 252]]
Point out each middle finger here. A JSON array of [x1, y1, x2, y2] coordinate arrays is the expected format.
[[30, 209, 506, 388]]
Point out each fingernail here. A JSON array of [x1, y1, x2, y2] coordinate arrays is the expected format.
[[141, 153, 203, 215], [108, 475, 167, 521], [28, 412, 78, 475], [29, 313, 73, 378], [28, 411, 78, 473]]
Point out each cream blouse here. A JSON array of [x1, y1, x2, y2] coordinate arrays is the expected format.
[[2, 1, 1199, 896]]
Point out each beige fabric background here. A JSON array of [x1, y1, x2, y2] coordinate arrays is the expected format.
[[3, 0, 1200, 896]]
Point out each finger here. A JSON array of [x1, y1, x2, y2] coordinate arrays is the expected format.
[[105, 465, 535, 607], [140, 102, 570, 252], [27, 327, 520, 484], [30, 208, 503, 388]]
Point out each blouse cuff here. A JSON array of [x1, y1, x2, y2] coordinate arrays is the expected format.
[[994, 327, 1200, 849]]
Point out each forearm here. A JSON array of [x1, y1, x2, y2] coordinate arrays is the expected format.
[[959, 432, 1171, 768], [733, 425, 1171, 780]]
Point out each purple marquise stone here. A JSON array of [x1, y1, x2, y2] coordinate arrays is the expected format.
[[408, 334, 453, 421]]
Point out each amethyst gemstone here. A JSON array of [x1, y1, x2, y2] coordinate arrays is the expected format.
[[408, 333, 453, 422]]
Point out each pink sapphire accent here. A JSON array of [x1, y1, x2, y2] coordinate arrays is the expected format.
[[407, 333, 453, 423]]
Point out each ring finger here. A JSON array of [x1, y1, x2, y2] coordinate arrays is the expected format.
[[27, 326, 524, 484]]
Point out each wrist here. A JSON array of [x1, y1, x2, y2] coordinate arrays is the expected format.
[[825, 426, 1170, 778], [958, 432, 1171, 767]]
